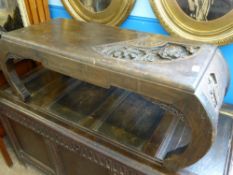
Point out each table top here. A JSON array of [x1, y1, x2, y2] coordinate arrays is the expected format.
[[1, 19, 218, 92]]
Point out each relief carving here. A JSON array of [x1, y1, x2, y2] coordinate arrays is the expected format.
[[93, 39, 200, 62]]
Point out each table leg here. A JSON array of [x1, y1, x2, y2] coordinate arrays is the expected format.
[[0, 137, 13, 167]]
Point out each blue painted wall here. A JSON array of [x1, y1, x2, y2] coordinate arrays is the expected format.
[[48, 0, 233, 104]]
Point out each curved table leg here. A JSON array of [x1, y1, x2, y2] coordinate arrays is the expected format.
[[0, 54, 31, 101], [161, 97, 217, 171]]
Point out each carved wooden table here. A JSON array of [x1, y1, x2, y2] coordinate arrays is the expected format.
[[0, 19, 231, 175]]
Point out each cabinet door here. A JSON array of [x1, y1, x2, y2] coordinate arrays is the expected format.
[[9, 119, 55, 175]]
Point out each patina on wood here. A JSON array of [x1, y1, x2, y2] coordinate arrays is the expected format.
[[0, 19, 230, 171]]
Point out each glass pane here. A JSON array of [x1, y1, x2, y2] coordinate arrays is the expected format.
[[176, 0, 233, 21], [96, 94, 165, 149], [50, 83, 113, 123], [80, 0, 111, 12]]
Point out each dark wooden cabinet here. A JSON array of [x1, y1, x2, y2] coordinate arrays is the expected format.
[[0, 69, 231, 175]]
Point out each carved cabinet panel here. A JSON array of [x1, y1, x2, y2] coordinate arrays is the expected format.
[[5, 119, 56, 174], [58, 145, 110, 175]]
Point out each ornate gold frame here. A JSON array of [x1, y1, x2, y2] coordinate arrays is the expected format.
[[150, 0, 233, 45], [62, 0, 135, 26]]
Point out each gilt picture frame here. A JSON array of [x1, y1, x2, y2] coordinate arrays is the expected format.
[[62, 0, 135, 26], [150, 0, 233, 45]]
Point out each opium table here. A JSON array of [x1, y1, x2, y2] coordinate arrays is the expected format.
[[0, 19, 231, 175]]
